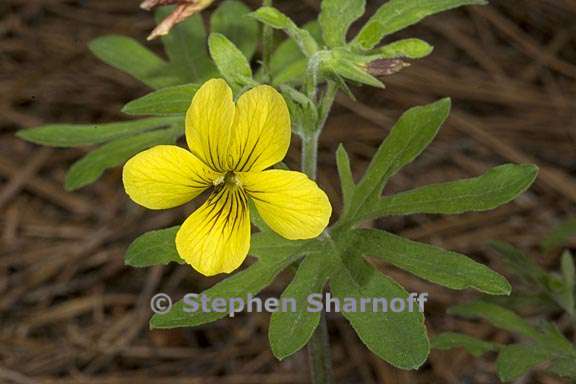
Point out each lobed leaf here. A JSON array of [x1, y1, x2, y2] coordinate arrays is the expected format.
[[358, 164, 538, 220], [373, 38, 434, 59], [343, 98, 451, 224], [330, 253, 429, 369], [208, 33, 254, 87], [353, 0, 487, 50], [17, 117, 177, 147], [448, 301, 541, 339], [319, 0, 366, 47], [123, 84, 199, 116], [65, 126, 180, 191], [150, 233, 318, 329], [268, 251, 332, 360], [125, 226, 183, 267], [338, 229, 510, 295], [431, 332, 498, 357], [497, 344, 551, 382], [89, 35, 178, 89]]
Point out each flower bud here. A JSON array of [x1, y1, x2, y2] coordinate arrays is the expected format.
[[142, 0, 215, 40], [366, 59, 410, 78]]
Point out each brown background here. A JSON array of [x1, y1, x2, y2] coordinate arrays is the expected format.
[[1, 0, 576, 383]]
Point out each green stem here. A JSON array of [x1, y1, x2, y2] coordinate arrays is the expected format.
[[301, 82, 337, 384], [262, 0, 273, 80], [307, 311, 334, 384]]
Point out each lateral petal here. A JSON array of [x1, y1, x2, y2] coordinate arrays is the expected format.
[[123, 145, 219, 209], [230, 85, 291, 172], [185, 78, 235, 171], [176, 186, 251, 276], [240, 170, 332, 240]]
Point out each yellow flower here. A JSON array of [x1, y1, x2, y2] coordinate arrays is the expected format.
[[123, 79, 332, 276]]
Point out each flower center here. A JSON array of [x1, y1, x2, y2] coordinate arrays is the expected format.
[[213, 171, 241, 188]]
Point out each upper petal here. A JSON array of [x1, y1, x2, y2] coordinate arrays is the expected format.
[[240, 170, 332, 240], [186, 78, 236, 171], [230, 85, 291, 172], [176, 186, 251, 276], [123, 145, 219, 210]]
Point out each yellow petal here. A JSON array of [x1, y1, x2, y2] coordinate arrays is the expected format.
[[240, 170, 331, 240], [123, 145, 219, 210], [176, 186, 251, 276], [230, 85, 291, 172], [186, 78, 235, 171]]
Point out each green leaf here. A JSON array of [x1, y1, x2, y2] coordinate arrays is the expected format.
[[340, 229, 510, 295], [123, 84, 198, 116], [373, 38, 434, 59], [270, 21, 322, 84], [358, 164, 538, 220], [16, 117, 177, 147], [490, 241, 548, 286], [547, 357, 576, 379], [156, 8, 216, 83], [319, 0, 366, 47], [89, 35, 177, 89], [269, 251, 332, 360], [343, 98, 451, 224], [336, 144, 354, 212], [448, 301, 541, 339], [431, 332, 498, 357], [322, 49, 384, 88], [353, 0, 487, 50], [330, 247, 429, 369], [65, 126, 180, 191], [542, 217, 576, 252], [208, 33, 254, 87], [251, 7, 318, 57], [211, 0, 258, 60], [125, 226, 183, 267], [559, 250, 575, 315], [497, 344, 551, 382], [150, 233, 315, 329]]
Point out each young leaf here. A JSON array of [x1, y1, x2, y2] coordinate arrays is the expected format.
[[125, 226, 183, 267], [497, 344, 551, 382], [336, 144, 354, 212], [322, 49, 385, 88], [17, 117, 177, 147], [353, 0, 487, 50], [123, 84, 199, 116], [211, 0, 258, 60], [251, 7, 318, 57], [358, 164, 538, 220], [448, 301, 541, 339], [319, 0, 366, 47], [373, 38, 434, 59], [208, 33, 254, 87], [89, 35, 177, 89], [330, 254, 429, 369], [431, 332, 498, 357], [268, 251, 332, 360], [65, 126, 180, 191], [156, 8, 216, 83], [339, 229, 510, 295], [344, 98, 451, 224]]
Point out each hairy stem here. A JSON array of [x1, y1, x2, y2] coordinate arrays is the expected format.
[[301, 83, 337, 384], [261, 0, 273, 79]]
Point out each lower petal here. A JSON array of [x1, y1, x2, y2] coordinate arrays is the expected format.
[[239, 170, 332, 240], [176, 186, 251, 276]]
